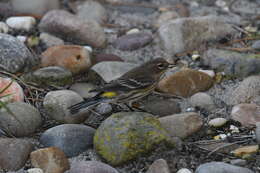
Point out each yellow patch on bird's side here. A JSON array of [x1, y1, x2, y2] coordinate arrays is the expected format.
[[101, 92, 117, 98]]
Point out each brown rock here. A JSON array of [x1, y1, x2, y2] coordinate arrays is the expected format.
[[157, 68, 213, 97], [0, 77, 24, 102], [159, 112, 203, 139], [30, 147, 70, 173], [41, 45, 91, 75], [0, 138, 33, 171], [231, 104, 260, 127], [39, 10, 106, 48], [231, 145, 259, 158]]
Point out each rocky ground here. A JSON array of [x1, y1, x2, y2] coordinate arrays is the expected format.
[[0, 0, 260, 173]]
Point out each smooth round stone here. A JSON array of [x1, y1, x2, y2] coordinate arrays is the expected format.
[[22, 66, 73, 86], [126, 28, 140, 35], [75, 1, 107, 24], [195, 162, 254, 173], [146, 159, 170, 173], [6, 16, 36, 31], [39, 10, 106, 48], [198, 70, 215, 78], [0, 138, 33, 171], [91, 61, 137, 83], [0, 77, 24, 103], [70, 83, 97, 99], [159, 112, 203, 139], [190, 92, 216, 111], [177, 168, 192, 173], [39, 32, 64, 48], [43, 90, 88, 123], [30, 147, 70, 173], [230, 159, 247, 166], [0, 102, 42, 137], [208, 118, 228, 128], [10, 0, 60, 16], [0, 33, 38, 73], [0, 22, 9, 33], [27, 168, 44, 173], [68, 161, 119, 173], [40, 124, 95, 157], [113, 32, 153, 51]]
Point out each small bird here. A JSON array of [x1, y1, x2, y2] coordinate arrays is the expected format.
[[68, 58, 175, 114]]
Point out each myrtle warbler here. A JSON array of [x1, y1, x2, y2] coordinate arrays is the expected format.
[[68, 58, 175, 114]]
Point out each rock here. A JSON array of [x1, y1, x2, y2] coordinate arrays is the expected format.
[[0, 77, 24, 103], [0, 22, 9, 33], [159, 112, 203, 139], [108, 4, 156, 15], [39, 33, 64, 48], [208, 118, 227, 128], [30, 147, 70, 173], [230, 159, 247, 166], [43, 90, 89, 123], [157, 68, 213, 97], [0, 102, 41, 137], [91, 61, 137, 83], [27, 168, 44, 173], [10, 0, 60, 16], [154, 11, 180, 28], [230, 0, 260, 16], [159, 16, 236, 55], [231, 145, 259, 159], [16, 35, 27, 43], [41, 45, 91, 75], [39, 10, 106, 48], [113, 32, 153, 51], [75, 1, 107, 24], [141, 96, 181, 116], [6, 16, 36, 31], [70, 83, 97, 99], [229, 76, 260, 105], [256, 123, 260, 145], [67, 161, 119, 173], [195, 162, 254, 173], [0, 33, 38, 73], [146, 159, 170, 173], [40, 124, 95, 157], [126, 28, 140, 35], [202, 49, 260, 78], [94, 112, 172, 166], [190, 92, 216, 111], [252, 40, 260, 51], [94, 54, 124, 64], [231, 103, 260, 127], [0, 138, 33, 171], [22, 66, 73, 87], [177, 168, 192, 173]]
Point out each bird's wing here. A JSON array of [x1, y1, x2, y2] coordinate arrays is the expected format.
[[91, 77, 156, 93]]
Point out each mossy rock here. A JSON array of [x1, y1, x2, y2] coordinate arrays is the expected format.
[[94, 112, 173, 166]]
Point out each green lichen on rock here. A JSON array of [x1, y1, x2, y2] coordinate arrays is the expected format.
[[94, 112, 173, 166]]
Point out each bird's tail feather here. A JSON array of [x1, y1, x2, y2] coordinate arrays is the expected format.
[[68, 96, 103, 114]]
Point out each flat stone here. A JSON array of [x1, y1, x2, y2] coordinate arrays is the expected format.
[[6, 16, 36, 31], [40, 124, 95, 157], [146, 159, 170, 173]]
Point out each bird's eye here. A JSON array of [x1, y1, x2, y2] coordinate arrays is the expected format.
[[157, 63, 165, 69]]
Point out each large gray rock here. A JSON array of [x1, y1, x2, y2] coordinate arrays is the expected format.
[[0, 102, 42, 137], [202, 49, 260, 78], [190, 92, 216, 111], [40, 124, 95, 157], [43, 90, 88, 123], [39, 10, 106, 48], [91, 61, 137, 83], [0, 138, 33, 171], [94, 112, 172, 166], [67, 161, 119, 173], [195, 162, 254, 173], [0, 33, 39, 73], [159, 16, 236, 55]]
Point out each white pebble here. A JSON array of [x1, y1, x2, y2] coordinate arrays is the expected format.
[[186, 107, 195, 112], [27, 168, 44, 173], [177, 168, 192, 173], [191, 54, 200, 61], [84, 46, 93, 53], [126, 28, 140, 35], [208, 118, 227, 127], [199, 69, 215, 78], [245, 26, 257, 33], [0, 22, 9, 33], [230, 125, 239, 133], [215, 0, 226, 7], [16, 35, 27, 43], [6, 16, 36, 31], [219, 134, 227, 139]]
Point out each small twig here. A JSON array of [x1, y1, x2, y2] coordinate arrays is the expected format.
[[217, 46, 254, 52]]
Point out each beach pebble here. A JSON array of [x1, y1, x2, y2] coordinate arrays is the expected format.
[[146, 159, 170, 173], [0, 22, 9, 33], [39, 32, 64, 48], [208, 118, 227, 127], [6, 16, 36, 31]]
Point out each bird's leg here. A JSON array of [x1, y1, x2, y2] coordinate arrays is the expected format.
[[130, 102, 151, 113], [124, 103, 135, 112]]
